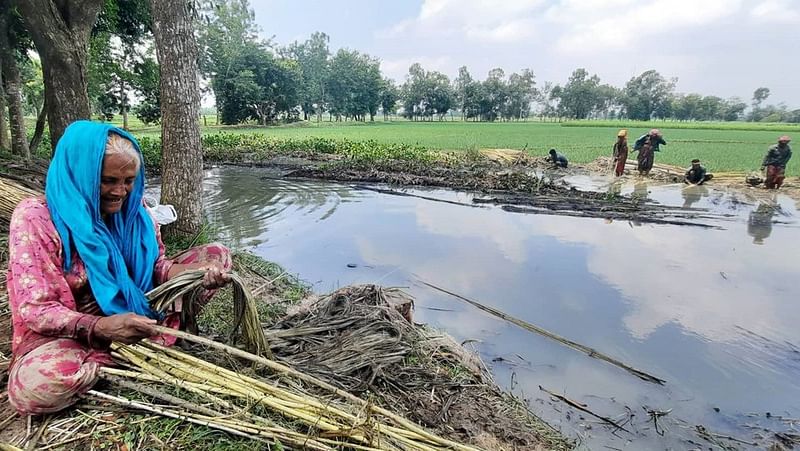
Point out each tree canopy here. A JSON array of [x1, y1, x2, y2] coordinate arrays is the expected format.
[[2, 0, 800, 154]]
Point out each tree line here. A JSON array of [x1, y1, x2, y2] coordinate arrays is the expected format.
[[194, 3, 797, 126], [2, 0, 800, 152], [0, 0, 798, 239]]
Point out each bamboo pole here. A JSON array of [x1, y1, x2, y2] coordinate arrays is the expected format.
[[120, 343, 437, 450], [145, 326, 479, 451], [419, 280, 666, 386], [85, 390, 333, 451]]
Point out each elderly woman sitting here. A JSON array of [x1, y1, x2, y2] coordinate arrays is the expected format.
[[6, 121, 231, 414]]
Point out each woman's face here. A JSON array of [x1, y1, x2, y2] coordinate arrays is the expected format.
[[100, 152, 139, 215]]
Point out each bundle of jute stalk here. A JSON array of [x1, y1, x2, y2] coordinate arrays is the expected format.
[[146, 269, 272, 358], [96, 327, 480, 451], [0, 176, 41, 221]]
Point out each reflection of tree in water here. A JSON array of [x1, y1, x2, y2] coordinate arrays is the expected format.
[[681, 185, 708, 209], [747, 201, 778, 245], [203, 168, 357, 248]]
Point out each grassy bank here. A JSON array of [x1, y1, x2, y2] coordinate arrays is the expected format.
[[20, 117, 798, 176], [129, 122, 798, 176]]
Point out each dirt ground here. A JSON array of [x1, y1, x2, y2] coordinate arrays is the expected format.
[[564, 154, 800, 203]]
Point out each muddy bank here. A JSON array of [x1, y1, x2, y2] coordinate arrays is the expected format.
[[257, 156, 730, 227], [267, 285, 571, 450]]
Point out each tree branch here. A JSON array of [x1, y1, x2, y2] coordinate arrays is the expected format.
[[66, 0, 103, 35], [12, 0, 70, 49]]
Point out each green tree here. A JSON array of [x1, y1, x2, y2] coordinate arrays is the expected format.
[[285, 32, 330, 121], [594, 84, 621, 118], [379, 77, 398, 120], [198, 0, 261, 122], [453, 66, 475, 120], [554, 68, 606, 119], [0, 0, 29, 157], [15, 0, 105, 148], [535, 81, 559, 121], [749, 87, 770, 121], [327, 49, 382, 121], [721, 97, 746, 122], [400, 63, 452, 121], [475, 68, 506, 121], [696, 96, 724, 121], [622, 69, 677, 121], [671, 93, 702, 121], [19, 56, 46, 151], [502, 69, 536, 120], [87, 0, 152, 129], [132, 53, 160, 125], [215, 41, 301, 125]]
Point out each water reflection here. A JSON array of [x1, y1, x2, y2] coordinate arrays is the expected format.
[[747, 200, 778, 245], [632, 179, 649, 200], [681, 184, 709, 209], [202, 167, 360, 248], [202, 167, 800, 449]]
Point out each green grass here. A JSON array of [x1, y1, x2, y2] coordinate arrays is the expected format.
[[32, 116, 795, 176], [562, 119, 800, 132]]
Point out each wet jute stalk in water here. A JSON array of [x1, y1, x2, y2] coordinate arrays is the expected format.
[[147, 269, 272, 358], [420, 280, 666, 385]]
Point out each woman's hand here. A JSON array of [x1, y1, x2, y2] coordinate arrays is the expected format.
[[94, 313, 158, 344], [200, 264, 231, 289], [168, 262, 231, 289]]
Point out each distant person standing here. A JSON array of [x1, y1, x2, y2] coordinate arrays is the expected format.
[[684, 159, 713, 185], [612, 129, 628, 176], [761, 135, 792, 189], [633, 129, 666, 176], [549, 148, 568, 168]]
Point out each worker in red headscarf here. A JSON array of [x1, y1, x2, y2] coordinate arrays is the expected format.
[[633, 129, 666, 176], [761, 135, 792, 189], [612, 129, 628, 176]]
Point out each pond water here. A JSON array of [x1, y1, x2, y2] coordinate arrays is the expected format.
[[200, 166, 800, 450]]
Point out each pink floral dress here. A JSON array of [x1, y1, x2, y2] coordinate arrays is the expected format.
[[6, 197, 231, 414]]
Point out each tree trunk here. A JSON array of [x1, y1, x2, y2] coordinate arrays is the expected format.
[[0, 8, 28, 158], [1, 55, 29, 158], [15, 0, 102, 149], [0, 61, 9, 151], [121, 84, 129, 130], [150, 0, 203, 238], [29, 97, 47, 153]]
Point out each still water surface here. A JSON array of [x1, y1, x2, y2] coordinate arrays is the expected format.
[[201, 166, 800, 449]]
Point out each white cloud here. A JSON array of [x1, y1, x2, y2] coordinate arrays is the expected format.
[[380, 56, 455, 81], [412, 201, 532, 264], [369, 0, 800, 104], [531, 190, 800, 342], [551, 0, 743, 53], [465, 18, 539, 42], [750, 0, 800, 23], [378, 0, 546, 43]]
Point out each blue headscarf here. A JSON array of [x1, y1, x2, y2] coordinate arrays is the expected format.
[[45, 121, 160, 318]]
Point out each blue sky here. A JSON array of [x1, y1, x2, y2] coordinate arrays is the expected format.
[[248, 0, 800, 106]]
